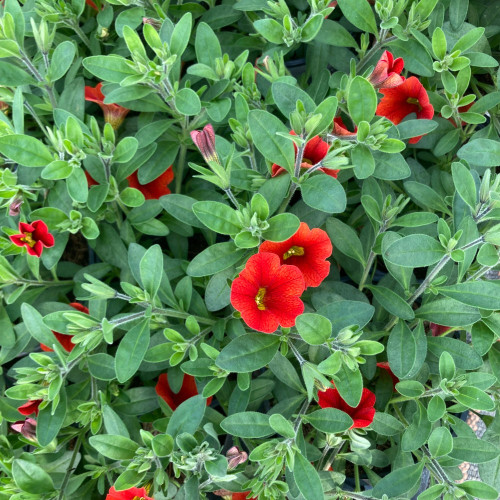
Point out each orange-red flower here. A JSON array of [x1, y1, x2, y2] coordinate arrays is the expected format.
[[84, 82, 129, 129], [18, 399, 42, 417], [155, 373, 212, 410], [318, 385, 376, 429], [259, 222, 332, 288], [10, 220, 54, 257], [430, 323, 450, 337], [214, 490, 256, 500], [376, 361, 399, 389], [190, 124, 220, 164], [368, 51, 404, 89], [106, 486, 153, 500], [272, 132, 338, 178], [376, 76, 434, 144], [332, 117, 357, 136], [40, 303, 89, 353], [230, 252, 305, 333], [126, 167, 174, 200]]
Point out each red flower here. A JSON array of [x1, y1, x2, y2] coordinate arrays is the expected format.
[[18, 399, 42, 417], [10, 220, 55, 257], [11, 418, 37, 441], [84, 83, 129, 129], [155, 373, 212, 410], [40, 303, 89, 353], [126, 167, 174, 200], [272, 132, 338, 178], [368, 51, 404, 89], [318, 386, 376, 429], [86, 0, 99, 10], [376, 76, 434, 144], [190, 124, 220, 164], [259, 222, 332, 288], [214, 491, 256, 500], [377, 361, 399, 389], [85, 171, 99, 187], [106, 486, 153, 500], [430, 323, 450, 337], [332, 117, 357, 136], [230, 252, 305, 333]]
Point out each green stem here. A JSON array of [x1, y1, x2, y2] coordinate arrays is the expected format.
[[16, 279, 74, 287], [66, 21, 93, 51], [20, 52, 57, 109], [23, 100, 50, 140], [356, 35, 398, 73], [224, 188, 240, 209], [57, 433, 83, 500], [277, 183, 298, 214], [175, 142, 187, 194], [354, 464, 361, 492]]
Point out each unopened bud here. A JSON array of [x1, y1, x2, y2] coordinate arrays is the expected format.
[[9, 196, 23, 216]]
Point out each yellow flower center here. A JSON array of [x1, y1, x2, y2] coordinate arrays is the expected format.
[[255, 287, 267, 310], [20, 232, 36, 248], [283, 245, 305, 260], [406, 97, 422, 111]]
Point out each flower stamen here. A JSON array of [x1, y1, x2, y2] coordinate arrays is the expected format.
[[255, 287, 267, 310], [406, 97, 422, 111], [20, 232, 36, 248], [283, 245, 305, 260]]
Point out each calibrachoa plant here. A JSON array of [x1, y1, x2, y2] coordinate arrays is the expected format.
[[0, 0, 500, 499]]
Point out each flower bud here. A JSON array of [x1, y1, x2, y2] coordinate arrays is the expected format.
[[190, 124, 220, 164], [226, 446, 248, 469]]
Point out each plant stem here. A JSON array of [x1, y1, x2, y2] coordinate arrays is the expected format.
[[20, 52, 57, 109], [277, 183, 298, 214], [354, 464, 361, 492], [66, 21, 93, 51], [356, 35, 398, 73], [57, 433, 83, 500], [23, 100, 51, 140], [175, 142, 187, 194], [224, 188, 240, 209], [289, 341, 306, 366]]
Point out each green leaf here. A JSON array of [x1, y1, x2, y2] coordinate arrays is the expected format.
[[459, 480, 500, 500], [113, 137, 139, 163], [455, 386, 495, 411], [396, 119, 438, 140], [0, 134, 53, 167], [370, 412, 405, 436], [0, 61, 35, 85], [384, 234, 445, 267], [175, 87, 201, 116], [12, 459, 54, 494], [402, 402, 432, 451], [301, 174, 347, 213], [387, 321, 427, 379], [263, 213, 301, 241], [309, 96, 339, 137], [271, 81, 316, 118], [304, 408, 353, 433], [89, 434, 139, 460], [428, 427, 453, 457], [221, 411, 273, 438], [416, 297, 480, 326], [452, 26, 485, 53], [332, 364, 362, 407], [318, 19, 358, 48], [22, 303, 59, 347], [170, 12, 192, 57], [269, 413, 295, 438], [37, 389, 67, 446], [432, 27, 447, 59], [452, 162, 477, 209], [301, 14, 324, 42], [336, 0, 377, 34], [427, 395, 446, 422], [192, 201, 242, 234], [366, 285, 415, 320], [296, 313, 332, 345], [140, 244, 163, 299], [159, 194, 204, 228], [372, 151, 411, 180], [167, 395, 206, 436], [449, 438, 499, 463], [248, 109, 295, 174], [195, 23, 222, 66], [187, 242, 246, 277], [114, 319, 150, 383], [427, 336, 483, 370], [151, 434, 174, 457], [83, 55, 136, 83], [388, 39, 434, 77], [317, 300, 375, 334], [254, 18, 284, 44], [404, 181, 449, 213], [457, 139, 500, 167], [437, 281, 500, 310], [372, 463, 424, 499], [348, 76, 377, 124], [352, 144, 375, 179], [216, 333, 280, 373], [48, 41, 76, 82], [293, 452, 325, 500], [88, 353, 116, 380], [326, 217, 366, 265], [396, 380, 425, 397]]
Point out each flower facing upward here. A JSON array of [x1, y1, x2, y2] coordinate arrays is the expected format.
[[40, 303, 89, 353], [332, 117, 357, 136], [11, 418, 37, 441], [376, 76, 434, 144], [10, 220, 54, 257], [230, 252, 305, 333], [126, 167, 174, 200], [272, 132, 338, 178], [318, 385, 376, 429], [84, 83, 130, 129], [18, 399, 42, 417], [259, 222, 332, 288], [368, 51, 404, 89], [155, 373, 212, 410], [190, 124, 220, 164], [106, 486, 153, 500]]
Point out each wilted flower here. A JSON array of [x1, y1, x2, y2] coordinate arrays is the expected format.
[[143, 17, 162, 30], [11, 418, 37, 441], [8, 196, 23, 216], [226, 446, 248, 469]]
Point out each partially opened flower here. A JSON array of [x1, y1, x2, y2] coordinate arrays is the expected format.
[[332, 117, 357, 136], [272, 132, 338, 178], [368, 51, 404, 89], [10, 220, 55, 257], [377, 361, 399, 389], [259, 222, 332, 288], [41, 303, 89, 353], [106, 486, 153, 500], [18, 399, 42, 416], [190, 124, 220, 164], [11, 418, 37, 441], [318, 385, 376, 429], [230, 252, 305, 333], [84, 83, 130, 129], [155, 373, 212, 410], [376, 76, 434, 144], [226, 446, 248, 469], [126, 167, 174, 200]]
